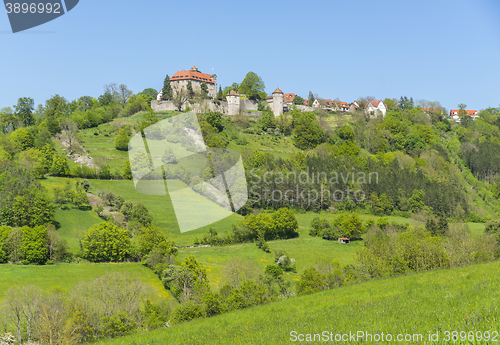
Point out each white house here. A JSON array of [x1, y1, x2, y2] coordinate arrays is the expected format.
[[449, 109, 479, 123], [366, 100, 386, 117]]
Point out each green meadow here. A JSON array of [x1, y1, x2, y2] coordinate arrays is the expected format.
[[0, 263, 173, 301], [95, 260, 500, 345], [40, 177, 244, 247], [178, 236, 362, 289]]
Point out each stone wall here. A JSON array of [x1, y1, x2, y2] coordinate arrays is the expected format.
[[294, 105, 314, 112], [151, 100, 227, 113], [240, 99, 259, 111], [151, 98, 272, 116]]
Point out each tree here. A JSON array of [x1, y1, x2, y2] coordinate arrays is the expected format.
[[163, 255, 208, 302], [293, 96, 304, 105], [205, 110, 223, 132], [53, 186, 67, 210], [409, 189, 425, 212], [137, 88, 158, 104], [297, 267, 326, 295], [104, 83, 120, 103], [135, 224, 175, 257], [0, 107, 19, 133], [292, 112, 324, 149], [115, 128, 130, 151], [50, 154, 70, 176], [20, 225, 48, 265], [172, 89, 188, 111], [337, 125, 355, 141], [216, 86, 223, 100], [186, 81, 194, 98], [399, 96, 414, 110], [239, 72, 266, 100], [485, 219, 500, 244], [118, 84, 133, 106], [14, 97, 35, 127], [43, 94, 70, 134], [123, 159, 132, 180], [383, 98, 397, 110], [11, 127, 34, 151], [161, 75, 173, 101], [81, 222, 132, 262], [120, 201, 153, 226], [259, 106, 276, 132], [308, 91, 314, 107], [271, 208, 299, 239], [35, 122, 53, 149], [60, 119, 79, 155], [0, 225, 10, 263], [161, 147, 177, 165], [200, 82, 209, 98], [98, 92, 114, 107]]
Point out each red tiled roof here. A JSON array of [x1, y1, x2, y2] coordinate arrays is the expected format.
[[333, 101, 349, 109], [367, 100, 382, 108], [273, 87, 283, 94], [228, 90, 239, 96], [303, 99, 309, 105], [170, 66, 215, 84], [283, 93, 296, 103], [450, 109, 478, 116]]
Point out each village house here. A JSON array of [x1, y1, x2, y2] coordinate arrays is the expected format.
[[282, 93, 309, 111], [313, 98, 350, 112], [333, 100, 350, 112], [348, 101, 359, 112], [449, 109, 479, 122], [365, 100, 387, 117], [312, 98, 335, 110]]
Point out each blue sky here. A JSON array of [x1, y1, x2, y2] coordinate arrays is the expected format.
[[0, 0, 499, 112]]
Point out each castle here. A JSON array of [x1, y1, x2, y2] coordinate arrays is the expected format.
[[152, 66, 299, 117], [169, 66, 217, 99]]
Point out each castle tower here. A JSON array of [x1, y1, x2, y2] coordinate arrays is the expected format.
[[272, 87, 284, 117], [226, 90, 240, 116]]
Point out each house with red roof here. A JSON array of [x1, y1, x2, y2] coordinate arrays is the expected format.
[[312, 98, 334, 110], [333, 100, 350, 112], [313, 98, 351, 112], [169, 66, 217, 99], [449, 109, 479, 122], [366, 100, 387, 117], [283, 93, 296, 105]]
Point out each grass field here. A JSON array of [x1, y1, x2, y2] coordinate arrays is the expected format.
[[41, 177, 243, 247], [95, 260, 500, 345], [79, 129, 129, 169], [0, 263, 173, 300], [178, 236, 362, 289]]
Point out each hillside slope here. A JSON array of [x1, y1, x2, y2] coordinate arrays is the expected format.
[[96, 260, 500, 345]]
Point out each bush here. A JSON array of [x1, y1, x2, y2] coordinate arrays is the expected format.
[[101, 312, 136, 338], [172, 301, 206, 324], [114, 128, 130, 151], [81, 222, 132, 262], [274, 250, 296, 272]]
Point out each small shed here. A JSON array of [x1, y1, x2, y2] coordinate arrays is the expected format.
[[338, 238, 350, 244]]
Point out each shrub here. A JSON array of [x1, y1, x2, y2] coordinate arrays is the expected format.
[[114, 128, 130, 151], [101, 312, 136, 338], [81, 222, 132, 262], [172, 301, 206, 324]]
